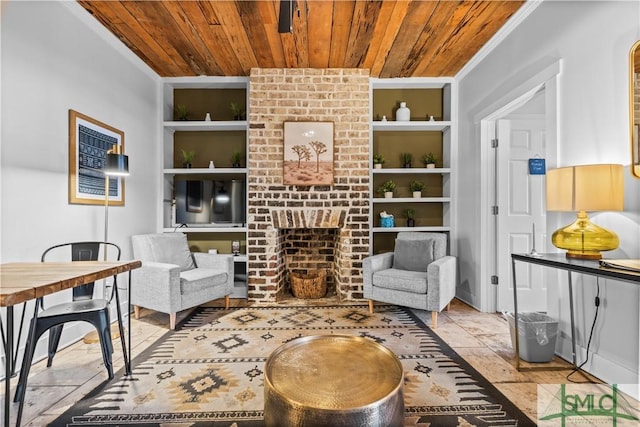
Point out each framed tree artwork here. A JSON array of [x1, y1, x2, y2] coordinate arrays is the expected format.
[[283, 121, 334, 186], [68, 110, 125, 206]]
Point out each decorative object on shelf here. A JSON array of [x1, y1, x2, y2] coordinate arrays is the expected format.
[[181, 149, 195, 168], [409, 180, 424, 198], [204, 112, 211, 121], [380, 211, 395, 228], [68, 110, 126, 206], [423, 152, 438, 168], [406, 209, 415, 227], [209, 160, 215, 168], [284, 121, 334, 185], [232, 240, 241, 255], [230, 102, 245, 121], [429, 115, 435, 122], [378, 180, 396, 198], [382, 115, 387, 122], [175, 104, 188, 121], [546, 164, 624, 259], [401, 152, 412, 168], [373, 154, 385, 169], [396, 102, 410, 121], [231, 151, 243, 168]]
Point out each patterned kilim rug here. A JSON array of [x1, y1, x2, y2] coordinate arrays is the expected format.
[[52, 305, 535, 426]]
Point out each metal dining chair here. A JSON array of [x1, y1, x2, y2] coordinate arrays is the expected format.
[[13, 241, 124, 425]]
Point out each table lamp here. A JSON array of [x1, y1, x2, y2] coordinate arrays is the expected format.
[[546, 164, 624, 259]]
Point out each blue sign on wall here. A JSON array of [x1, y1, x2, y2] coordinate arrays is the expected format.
[[529, 158, 546, 175]]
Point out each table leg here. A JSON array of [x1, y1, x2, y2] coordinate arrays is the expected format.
[[3, 306, 13, 427], [511, 259, 521, 370], [567, 271, 577, 367], [113, 276, 130, 376]]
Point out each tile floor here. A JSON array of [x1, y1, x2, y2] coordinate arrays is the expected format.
[[0, 298, 615, 425]]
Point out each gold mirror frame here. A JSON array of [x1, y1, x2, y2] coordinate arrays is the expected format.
[[630, 40, 640, 178]]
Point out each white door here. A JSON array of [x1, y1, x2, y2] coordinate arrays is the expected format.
[[496, 118, 547, 312]]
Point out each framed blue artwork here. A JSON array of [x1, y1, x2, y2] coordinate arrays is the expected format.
[[68, 110, 125, 206], [528, 158, 546, 175]]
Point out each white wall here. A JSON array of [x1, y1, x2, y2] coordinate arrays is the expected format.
[[1, 1, 159, 369], [458, 1, 639, 392]]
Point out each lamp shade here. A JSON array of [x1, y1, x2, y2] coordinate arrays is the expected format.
[[104, 152, 129, 177], [546, 164, 623, 212]]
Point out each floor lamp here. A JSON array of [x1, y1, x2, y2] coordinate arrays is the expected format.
[[84, 145, 129, 344]]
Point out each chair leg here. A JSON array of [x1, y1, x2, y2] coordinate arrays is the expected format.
[[47, 324, 64, 367], [134, 305, 141, 319], [92, 310, 114, 380], [169, 313, 177, 330], [368, 300, 374, 314], [446, 302, 451, 311], [431, 311, 438, 329], [225, 295, 230, 309]]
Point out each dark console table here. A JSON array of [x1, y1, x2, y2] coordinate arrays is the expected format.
[[511, 253, 639, 370]]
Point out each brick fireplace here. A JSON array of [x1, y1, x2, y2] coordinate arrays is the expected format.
[[247, 68, 370, 303]]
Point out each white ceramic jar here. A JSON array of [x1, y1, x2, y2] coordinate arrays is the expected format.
[[396, 102, 410, 121]]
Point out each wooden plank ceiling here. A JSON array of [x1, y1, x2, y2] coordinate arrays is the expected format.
[[78, 0, 525, 78]]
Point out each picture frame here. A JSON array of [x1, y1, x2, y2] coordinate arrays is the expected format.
[[283, 121, 334, 186], [68, 110, 125, 206], [634, 124, 639, 165]]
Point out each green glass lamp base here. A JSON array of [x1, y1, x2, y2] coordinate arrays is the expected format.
[[551, 211, 619, 260]]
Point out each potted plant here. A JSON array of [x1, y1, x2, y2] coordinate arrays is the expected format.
[[406, 209, 415, 227], [175, 104, 188, 121], [373, 154, 385, 169], [423, 152, 438, 168], [377, 180, 396, 198], [401, 152, 412, 168], [230, 102, 246, 121], [181, 149, 195, 168], [231, 151, 243, 168], [409, 180, 425, 198]]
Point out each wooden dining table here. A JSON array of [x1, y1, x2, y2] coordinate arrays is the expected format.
[[0, 260, 141, 427]]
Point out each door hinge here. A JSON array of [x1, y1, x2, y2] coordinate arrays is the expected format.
[[491, 138, 498, 148], [491, 275, 499, 285], [491, 205, 499, 215]]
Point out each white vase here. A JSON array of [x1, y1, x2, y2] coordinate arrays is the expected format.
[[413, 191, 421, 198], [396, 102, 410, 121], [374, 163, 382, 169], [384, 191, 393, 199], [426, 163, 436, 169]]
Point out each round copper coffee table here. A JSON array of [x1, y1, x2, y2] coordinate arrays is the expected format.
[[264, 335, 404, 427]]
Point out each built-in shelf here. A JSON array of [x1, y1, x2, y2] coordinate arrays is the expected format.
[[162, 227, 248, 233], [163, 168, 248, 175], [371, 121, 451, 132], [372, 168, 451, 174], [373, 197, 451, 203], [372, 226, 451, 232], [163, 120, 247, 131]]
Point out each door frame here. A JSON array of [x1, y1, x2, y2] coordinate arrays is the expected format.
[[474, 61, 561, 312]]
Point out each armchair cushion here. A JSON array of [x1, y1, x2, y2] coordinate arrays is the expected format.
[[373, 268, 428, 294], [393, 238, 435, 272], [135, 233, 195, 272], [180, 268, 229, 293]]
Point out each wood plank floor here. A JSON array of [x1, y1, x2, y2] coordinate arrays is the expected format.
[[1, 298, 612, 425]]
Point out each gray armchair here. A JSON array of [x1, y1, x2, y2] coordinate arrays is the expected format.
[[363, 232, 456, 329], [131, 233, 233, 329]]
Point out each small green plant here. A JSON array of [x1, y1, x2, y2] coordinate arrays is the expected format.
[[181, 149, 195, 165], [377, 180, 396, 194], [406, 208, 415, 219], [230, 102, 245, 120], [175, 104, 188, 120], [401, 152, 413, 166], [373, 154, 385, 165], [409, 180, 425, 192], [423, 152, 438, 166], [231, 151, 243, 167]]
